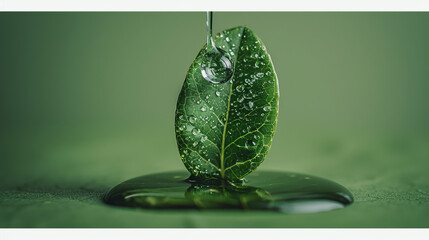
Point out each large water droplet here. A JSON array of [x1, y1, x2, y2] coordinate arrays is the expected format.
[[200, 12, 234, 84], [201, 48, 234, 84]]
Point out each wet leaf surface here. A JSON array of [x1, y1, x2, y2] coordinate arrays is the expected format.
[[175, 26, 279, 181]]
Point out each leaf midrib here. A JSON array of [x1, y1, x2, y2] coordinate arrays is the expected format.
[[219, 28, 245, 179]]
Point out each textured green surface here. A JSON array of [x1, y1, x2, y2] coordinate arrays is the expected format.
[[175, 26, 279, 180], [1, 12, 429, 227]]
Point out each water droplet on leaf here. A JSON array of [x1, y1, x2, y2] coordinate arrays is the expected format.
[[201, 48, 234, 84], [248, 101, 254, 109], [189, 115, 197, 123], [192, 128, 200, 135], [245, 140, 257, 149]]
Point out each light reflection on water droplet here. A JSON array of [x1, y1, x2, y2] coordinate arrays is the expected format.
[[200, 13, 234, 85], [189, 115, 197, 123], [245, 139, 257, 149], [192, 128, 200, 135], [263, 106, 271, 111], [236, 84, 244, 92]]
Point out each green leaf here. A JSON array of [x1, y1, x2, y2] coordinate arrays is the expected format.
[[175, 26, 279, 181]]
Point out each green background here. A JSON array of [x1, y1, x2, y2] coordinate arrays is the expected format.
[[1, 12, 429, 227]]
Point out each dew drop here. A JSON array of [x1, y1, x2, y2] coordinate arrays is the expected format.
[[189, 115, 197, 123], [255, 61, 260, 68], [192, 128, 200, 135], [178, 125, 186, 131], [201, 107, 206, 112], [248, 101, 254, 109], [245, 140, 257, 149], [263, 106, 271, 111], [215, 91, 221, 97], [201, 136, 208, 142]]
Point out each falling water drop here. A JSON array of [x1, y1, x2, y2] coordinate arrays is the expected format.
[[200, 12, 234, 84]]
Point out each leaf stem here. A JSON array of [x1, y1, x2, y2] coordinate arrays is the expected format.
[[219, 80, 233, 179]]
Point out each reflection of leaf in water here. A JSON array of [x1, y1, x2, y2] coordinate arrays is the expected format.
[[185, 181, 271, 209]]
